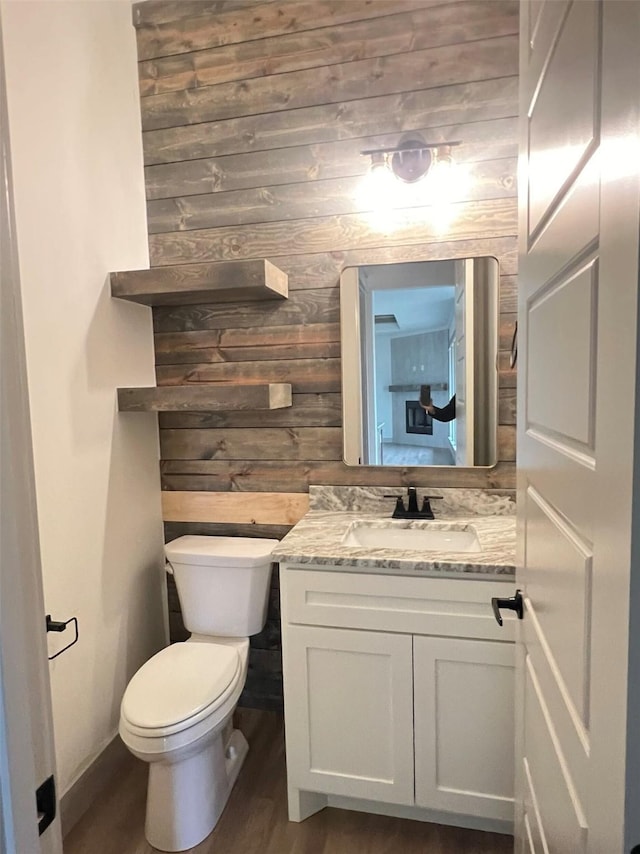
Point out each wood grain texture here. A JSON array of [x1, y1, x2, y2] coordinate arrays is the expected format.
[[158, 392, 342, 428], [132, 0, 275, 28], [499, 313, 517, 350], [498, 352, 517, 388], [161, 490, 309, 524], [498, 388, 516, 425], [497, 425, 516, 462], [130, 2, 521, 690], [156, 358, 341, 393], [499, 274, 518, 312], [164, 521, 293, 541], [141, 35, 517, 131], [143, 76, 518, 166], [152, 386, 516, 432], [136, 0, 450, 61], [159, 459, 516, 492], [267, 240, 518, 287], [111, 258, 288, 306], [153, 288, 339, 332], [147, 158, 517, 234], [138, 3, 517, 96], [117, 383, 292, 412], [156, 340, 340, 365], [145, 117, 518, 199], [160, 426, 343, 460], [148, 199, 518, 266], [154, 323, 340, 363], [145, 239, 516, 296]]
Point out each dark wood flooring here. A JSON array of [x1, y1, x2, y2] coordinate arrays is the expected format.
[[64, 709, 514, 854]]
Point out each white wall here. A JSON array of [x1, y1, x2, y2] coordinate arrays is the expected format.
[[0, 0, 166, 796]]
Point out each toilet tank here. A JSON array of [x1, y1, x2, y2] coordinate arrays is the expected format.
[[164, 536, 278, 637]]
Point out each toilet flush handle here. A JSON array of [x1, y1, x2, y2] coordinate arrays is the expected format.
[[165, 560, 174, 575]]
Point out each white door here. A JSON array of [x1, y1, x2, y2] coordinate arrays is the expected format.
[[514, 2, 640, 852], [0, 15, 62, 854]]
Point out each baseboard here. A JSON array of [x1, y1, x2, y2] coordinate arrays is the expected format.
[[60, 734, 130, 838]]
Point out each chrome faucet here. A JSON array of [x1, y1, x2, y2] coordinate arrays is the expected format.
[[384, 487, 443, 519]]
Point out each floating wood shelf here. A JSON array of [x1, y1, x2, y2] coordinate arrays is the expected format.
[[117, 383, 292, 412], [110, 259, 288, 306]]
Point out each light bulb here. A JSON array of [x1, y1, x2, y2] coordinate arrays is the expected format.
[[357, 156, 397, 212], [426, 147, 470, 206], [426, 150, 454, 202]]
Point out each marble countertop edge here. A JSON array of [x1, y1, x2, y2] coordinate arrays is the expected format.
[[271, 510, 516, 578]]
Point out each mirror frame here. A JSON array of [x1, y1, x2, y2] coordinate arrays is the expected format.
[[340, 255, 501, 471]]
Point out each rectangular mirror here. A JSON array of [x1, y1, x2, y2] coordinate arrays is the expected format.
[[341, 257, 498, 468]]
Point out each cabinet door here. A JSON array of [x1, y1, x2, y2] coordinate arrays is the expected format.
[[283, 625, 414, 804], [414, 636, 515, 821]]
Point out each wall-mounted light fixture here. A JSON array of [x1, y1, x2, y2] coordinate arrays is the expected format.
[[361, 138, 461, 185], [358, 135, 465, 226]]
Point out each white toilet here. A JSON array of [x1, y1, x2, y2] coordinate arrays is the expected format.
[[119, 535, 277, 852]]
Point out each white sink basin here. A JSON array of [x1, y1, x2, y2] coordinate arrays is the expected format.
[[341, 522, 481, 553]]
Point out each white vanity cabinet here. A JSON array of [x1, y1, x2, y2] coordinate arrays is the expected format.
[[280, 564, 516, 832]]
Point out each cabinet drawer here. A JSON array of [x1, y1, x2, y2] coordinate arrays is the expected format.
[[281, 567, 516, 641]]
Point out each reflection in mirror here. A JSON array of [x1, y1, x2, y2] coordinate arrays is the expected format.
[[341, 258, 498, 468]]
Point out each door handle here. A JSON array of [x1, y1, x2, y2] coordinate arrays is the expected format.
[[491, 590, 524, 626]]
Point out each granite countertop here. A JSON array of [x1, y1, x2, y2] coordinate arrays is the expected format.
[[272, 510, 516, 578]]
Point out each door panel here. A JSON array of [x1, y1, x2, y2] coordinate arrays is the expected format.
[[525, 1, 569, 100], [527, 259, 597, 447], [523, 657, 587, 854], [523, 598, 590, 821], [524, 487, 592, 729], [517, 1, 640, 850], [527, 1, 599, 240], [521, 153, 600, 542]]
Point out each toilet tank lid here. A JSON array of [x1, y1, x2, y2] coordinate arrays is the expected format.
[[165, 535, 279, 568]]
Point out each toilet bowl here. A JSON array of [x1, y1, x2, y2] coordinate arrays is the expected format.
[[119, 536, 277, 852], [119, 637, 249, 852]]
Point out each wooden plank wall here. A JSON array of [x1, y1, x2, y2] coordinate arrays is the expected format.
[[133, 0, 519, 708]]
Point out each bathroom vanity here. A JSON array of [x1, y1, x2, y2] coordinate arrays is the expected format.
[[272, 487, 517, 835]]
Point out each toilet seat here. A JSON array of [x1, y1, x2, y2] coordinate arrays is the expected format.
[[121, 642, 241, 739]]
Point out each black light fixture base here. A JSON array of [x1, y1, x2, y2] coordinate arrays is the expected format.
[[360, 136, 461, 185], [390, 139, 432, 183]]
